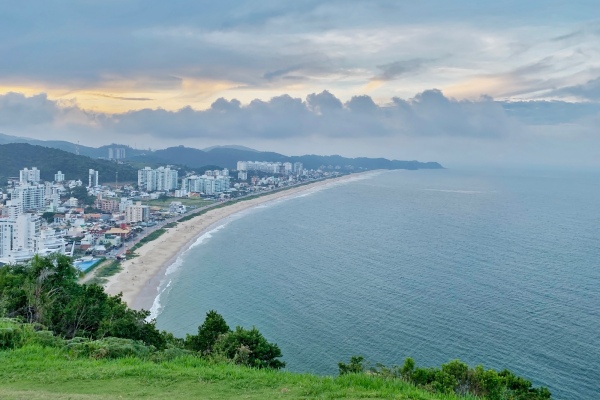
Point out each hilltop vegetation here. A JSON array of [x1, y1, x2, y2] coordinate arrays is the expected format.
[[0, 143, 138, 183], [0, 255, 550, 399]]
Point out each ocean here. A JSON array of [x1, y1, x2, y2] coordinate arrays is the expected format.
[[155, 168, 600, 400]]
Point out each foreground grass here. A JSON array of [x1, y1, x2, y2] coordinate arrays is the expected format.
[[0, 345, 471, 400]]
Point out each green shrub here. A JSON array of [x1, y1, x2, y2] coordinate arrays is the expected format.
[[65, 337, 154, 359]]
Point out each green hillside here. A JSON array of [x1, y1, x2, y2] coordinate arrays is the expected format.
[[0, 344, 464, 400], [0, 256, 551, 400], [0, 143, 139, 184]]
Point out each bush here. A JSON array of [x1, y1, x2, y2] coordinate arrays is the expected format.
[[213, 326, 285, 369], [65, 337, 154, 359], [338, 356, 366, 375], [338, 356, 552, 399], [185, 310, 230, 354], [0, 319, 61, 349]]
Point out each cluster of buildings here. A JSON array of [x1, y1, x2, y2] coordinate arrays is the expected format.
[[236, 161, 303, 178], [0, 159, 339, 265], [0, 166, 190, 265], [108, 147, 126, 160], [138, 166, 233, 197], [138, 166, 178, 192], [0, 167, 69, 264]]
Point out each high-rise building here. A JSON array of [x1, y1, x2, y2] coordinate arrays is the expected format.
[[88, 169, 99, 187], [0, 213, 65, 264], [293, 162, 303, 174], [0, 214, 41, 263], [125, 201, 150, 223], [54, 171, 65, 182], [11, 184, 46, 212], [19, 167, 41, 184], [182, 175, 230, 195], [137, 166, 178, 192], [108, 147, 126, 160]]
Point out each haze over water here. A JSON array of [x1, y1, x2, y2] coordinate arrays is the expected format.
[[156, 169, 600, 400]]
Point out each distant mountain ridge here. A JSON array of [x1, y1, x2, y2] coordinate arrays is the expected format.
[[202, 144, 259, 152], [0, 132, 443, 171]]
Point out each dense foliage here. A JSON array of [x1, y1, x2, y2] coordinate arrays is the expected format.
[[185, 310, 285, 369], [339, 356, 551, 399], [0, 255, 284, 369], [0, 254, 166, 349], [0, 143, 138, 182]]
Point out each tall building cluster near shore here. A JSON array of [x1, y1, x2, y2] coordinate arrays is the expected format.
[[0, 167, 66, 264], [0, 158, 336, 265], [236, 161, 303, 176]]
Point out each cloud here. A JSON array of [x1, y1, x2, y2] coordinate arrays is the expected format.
[[0, 92, 62, 127], [549, 77, 600, 101], [1, 90, 599, 166], [373, 58, 431, 81], [4, 88, 599, 144], [0, 90, 522, 141], [2, 1, 599, 106], [90, 93, 154, 101]]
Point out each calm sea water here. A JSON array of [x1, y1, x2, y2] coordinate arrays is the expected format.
[[155, 168, 600, 400]]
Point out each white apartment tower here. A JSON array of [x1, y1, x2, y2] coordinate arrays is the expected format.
[[0, 214, 41, 263], [182, 175, 230, 195], [88, 169, 99, 187], [0, 213, 65, 264], [11, 184, 46, 212], [20, 167, 41, 184], [137, 166, 178, 192], [293, 162, 303, 174], [54, 171, 65, 182]]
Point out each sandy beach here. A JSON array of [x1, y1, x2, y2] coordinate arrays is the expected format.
[[104, 172, 374, 311]]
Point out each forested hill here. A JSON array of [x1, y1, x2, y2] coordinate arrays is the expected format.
[[0, 132, 443, 171], [0, 143, 139, 183]]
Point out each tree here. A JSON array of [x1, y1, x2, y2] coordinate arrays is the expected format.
[[338, 356, 365, 375], [42, 212, 56, 223], [185, 310, 230, 354], [0, 255, 166, 349], [70, 186, 95, 206], [213, 326, 285, 369]]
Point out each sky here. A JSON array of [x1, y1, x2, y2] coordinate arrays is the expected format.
[[0, 1, 599, 167]]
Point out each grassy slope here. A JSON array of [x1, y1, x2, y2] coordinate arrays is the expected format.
[[0, 345, 471, 400]]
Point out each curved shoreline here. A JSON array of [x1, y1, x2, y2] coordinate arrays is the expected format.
[[104, 171, 379, 310]]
